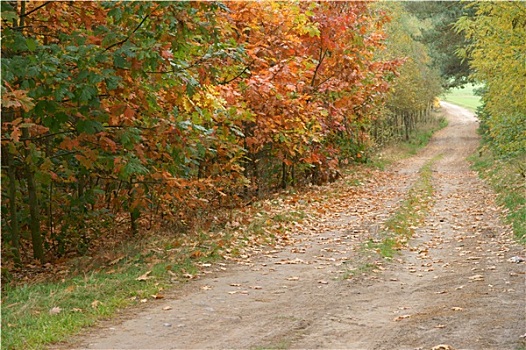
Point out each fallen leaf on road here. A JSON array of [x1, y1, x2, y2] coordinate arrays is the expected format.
[[275, 258, 305, 265], [393, 314, 411, 321], [230, 283, 241, 287], [451, 307, 463, 311], [431, 345, 455, 350], [286, 276, 299, 281], [318, 280, 329, 284], [434, 324, 446, 329], [468, 274, 484, 281], [163, 306, 172, 311], [201, 285, 212, 291]]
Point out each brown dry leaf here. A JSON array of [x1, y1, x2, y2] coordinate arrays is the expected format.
[[91, 300, 101, 308], [228, 291, 238, 295], [201, 285, 212, 291], [393, 314, 411, 321], [109, 256, 125, 265], [65, 285, 76, 293], [451, 307, 463, 311], [151, 294, 164, 299], [468, 274, 484, 281], [250, 285, 263, 290], [434, 324, 446, 329], [163, 306, 173, 311], [431, 345, 455, 350], [318, 280, 329, 284], [140, 298, 148, 303], [136, 270, 152, 281], [286, 276, 300, 281], [230, 283, 241, 287], [71, 308, 83, 313], [275, 258, 305, 265]]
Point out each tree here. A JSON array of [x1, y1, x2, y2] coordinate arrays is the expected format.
[[370, 2, 442, 145], [404, 1, 474, 89], [456, 2, 526, 160], [1, 1, 405, 266]]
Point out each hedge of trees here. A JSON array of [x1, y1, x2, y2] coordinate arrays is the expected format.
[[1, 1, 441, 265]]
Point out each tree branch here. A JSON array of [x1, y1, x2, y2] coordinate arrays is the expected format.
[[19, 1, 52, 19], [104, 14, 149, 52]]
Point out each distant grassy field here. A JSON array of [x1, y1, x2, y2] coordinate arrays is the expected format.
[[441, 84, 483, 113]]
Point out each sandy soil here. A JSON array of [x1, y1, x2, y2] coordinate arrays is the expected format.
[[58, 102, 526, 350]]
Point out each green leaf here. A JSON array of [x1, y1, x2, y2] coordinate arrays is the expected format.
[[76, 120, 104, 134], [113, 54, 127, 69], [108, 7, 123, 22], [77, 86, 98, 103], [120, 157, 149, 179], [120, 128, 141, 149], [26, 38, 37, 52]]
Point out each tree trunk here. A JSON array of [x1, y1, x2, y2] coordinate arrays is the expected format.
[[22, 128, 45, 262], [281, 162, 287, 189], [4, 144, 22, 266]]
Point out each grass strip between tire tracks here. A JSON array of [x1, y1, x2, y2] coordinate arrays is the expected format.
[[363, 155, 441, 262]]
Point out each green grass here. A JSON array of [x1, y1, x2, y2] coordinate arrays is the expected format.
[[342, 262, 377, 279], [469, 151, 526, 243], [441, 84, 483, 113], [1, 262, 174, 350]]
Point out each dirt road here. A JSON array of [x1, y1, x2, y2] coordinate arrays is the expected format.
[[62, 102, 525, 350]]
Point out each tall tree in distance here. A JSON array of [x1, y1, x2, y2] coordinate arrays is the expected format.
[[404, 1, 474, 89]]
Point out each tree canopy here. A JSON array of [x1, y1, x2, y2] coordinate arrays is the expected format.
[[0, 1, 443, 265], [456, 2, 526, 160]]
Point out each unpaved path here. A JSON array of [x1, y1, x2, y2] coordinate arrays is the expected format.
[[60, 103, 525, 350]]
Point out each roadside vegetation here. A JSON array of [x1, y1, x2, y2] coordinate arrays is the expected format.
[[2, 1, 524, 349], [470, 151, 526, 243], [452, 2, 525, 243]]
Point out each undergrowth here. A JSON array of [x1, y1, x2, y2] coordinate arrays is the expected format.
[[469, 150, 526, 243]]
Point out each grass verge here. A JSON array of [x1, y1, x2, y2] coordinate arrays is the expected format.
[[469, 151, 526, 243]]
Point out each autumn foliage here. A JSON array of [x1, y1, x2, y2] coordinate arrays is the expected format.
[[2, 1, 411, 264]]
